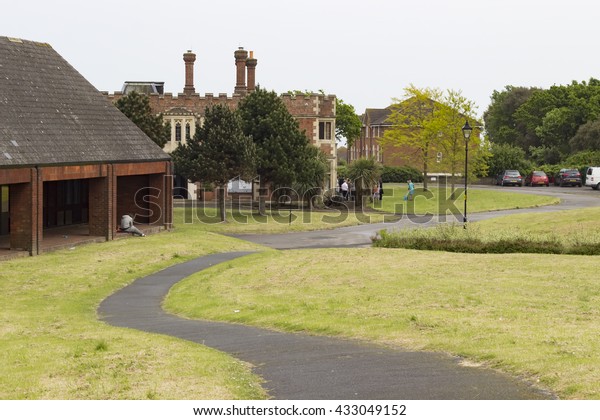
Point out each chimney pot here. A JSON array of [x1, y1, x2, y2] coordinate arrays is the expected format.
[[234, 47, 248, 95], [183, 51, 196, 95]]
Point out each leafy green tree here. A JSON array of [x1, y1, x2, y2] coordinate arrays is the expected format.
[[115, 91, 170, 148], [483, 86, 538, 146], [335, 98, 362, 152], [564, 150, 600, 167], [237, 88, 312, 215], [347, 158, 382, 208], [293, 145, 329, 209], [534, 107, 575, 155], [484, 79, 600, 162], [434, 89, 477, 196], [570, 118, 600, 152], [171, 105, 256, 222], [528, 145, 562, 165], [486, 143, 531, 177]]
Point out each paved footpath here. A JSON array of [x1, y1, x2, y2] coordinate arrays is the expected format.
[[99, 251, 551, 399]]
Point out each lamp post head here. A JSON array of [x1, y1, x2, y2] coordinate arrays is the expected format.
[[462, 120, 473, 140]]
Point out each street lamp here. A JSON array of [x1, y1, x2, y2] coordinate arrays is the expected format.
[[462, 120, 473, 229]]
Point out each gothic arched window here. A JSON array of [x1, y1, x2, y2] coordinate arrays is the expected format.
[[175, 122, 182, 142]]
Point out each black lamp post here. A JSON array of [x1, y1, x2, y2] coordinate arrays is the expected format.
[[462, 120, 473, 229]]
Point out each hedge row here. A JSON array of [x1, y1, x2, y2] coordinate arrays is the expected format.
[[372, 234, 600, 255], [380, 166, 424, 183]]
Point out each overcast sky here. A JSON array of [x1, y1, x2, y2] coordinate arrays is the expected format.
[[4, 0, 600, 119]]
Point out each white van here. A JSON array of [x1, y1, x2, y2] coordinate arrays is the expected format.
[[585, 167, 600, 190]]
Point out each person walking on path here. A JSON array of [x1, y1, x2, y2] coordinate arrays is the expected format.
[[407, 179, 415, 201]]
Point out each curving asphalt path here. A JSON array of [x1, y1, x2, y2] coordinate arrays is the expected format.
[[231, 186, 600, 249], [99, 188, 598, 399]]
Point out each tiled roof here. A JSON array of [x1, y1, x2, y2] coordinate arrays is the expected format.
[[0, 37, 170, 168], [365, 107, 393, 126]]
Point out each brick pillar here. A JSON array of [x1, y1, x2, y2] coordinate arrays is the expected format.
[[246, 51, 257, 92], [165, 162, 174, 230], [9, 182, 32, 252], [88, 165, 115, 240], [234, 47, 248, 94], [109, 164, 117, 240], [183, 50, 196, 95], [34, 169, 43, 255], [9, 168, 41, 255], [89, 173, 110, 239]]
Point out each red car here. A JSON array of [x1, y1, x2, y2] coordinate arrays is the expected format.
[[525, 171, 549, 187]]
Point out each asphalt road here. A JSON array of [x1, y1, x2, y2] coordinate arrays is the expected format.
[[232, 185, 600, 249], [99, 187, 598, 399]]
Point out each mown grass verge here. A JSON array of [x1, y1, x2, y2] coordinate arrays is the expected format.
[[372, 185, 559, 215], [373, 207, 600, 255], [165, 206, 600, 399], [0, 210, 268, 399], [165, 247, 600, 399], [0, 190, 579, 399]]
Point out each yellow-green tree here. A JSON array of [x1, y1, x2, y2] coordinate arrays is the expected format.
[[382, 85, 484, 192], [381, 85, 443, 190], [434, 89, 477, 196]]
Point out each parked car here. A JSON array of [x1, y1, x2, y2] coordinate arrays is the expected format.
[[585, 166, 600, 190], [525, 171, 549, 187], [496, 170, 523, 187], [554, 169, 582, 187]]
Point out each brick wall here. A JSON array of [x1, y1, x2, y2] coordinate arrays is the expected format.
[[105, 92, 243, 116], [164, 163, 173, 230], [9, 181, 33, 252], [148, 173, 165, 225], [89, 170, 114, 238], [117, 175, 149, 224]]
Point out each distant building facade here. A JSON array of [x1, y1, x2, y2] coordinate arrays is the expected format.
[[350, 108, 391, 164], [0, 36, 172, 255], [351, 106, 419, 168], [104, 48, 337, 198]]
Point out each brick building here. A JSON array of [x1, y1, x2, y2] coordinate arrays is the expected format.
[[349, 108, 391, 164], [0, 37, 173, 256], [351, 106, 422, 168], [104, 48, 337, 198]]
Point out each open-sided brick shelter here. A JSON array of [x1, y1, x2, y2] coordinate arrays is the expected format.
[[0, 36, 173, 256]]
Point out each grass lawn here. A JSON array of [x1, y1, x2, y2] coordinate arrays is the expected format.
[[165, 207, 600, 399], [176, 205, 397, 234], [475, 206, 600, 241], [373, 184, 559, 215], [0, 190, 575, 399], [0, 214, 268, 399], [374, 207, 600, 254]]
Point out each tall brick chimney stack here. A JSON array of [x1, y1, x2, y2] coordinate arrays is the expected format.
[[234, 47, 248, 94], [183, 50, 196, 95], [246, 51, 258, 92]]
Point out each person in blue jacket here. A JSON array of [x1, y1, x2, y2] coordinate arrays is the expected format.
[[407, 179, 415, 201]]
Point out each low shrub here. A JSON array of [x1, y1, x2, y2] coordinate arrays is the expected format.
[[372, 224, 600, 255], [381, 166, 423, 183]]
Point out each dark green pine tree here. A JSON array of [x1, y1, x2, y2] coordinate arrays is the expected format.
[[115, 91, 170, 148], [171, 105, 256, 222], [237, 88, 312, 214]]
